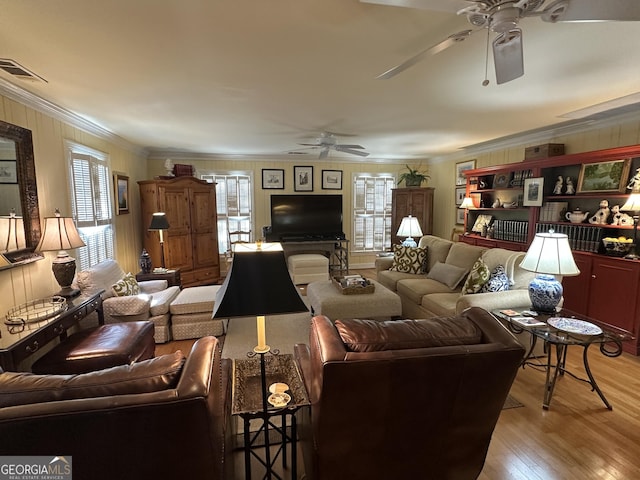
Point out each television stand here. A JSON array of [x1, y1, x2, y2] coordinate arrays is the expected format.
[[278, 239, 349, 275]]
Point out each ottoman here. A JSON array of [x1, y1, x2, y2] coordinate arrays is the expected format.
[[31, 321, 155, 375], [169, 285, 225, 340], [306, 279, 402, 321], [288, 254, 329, 285]]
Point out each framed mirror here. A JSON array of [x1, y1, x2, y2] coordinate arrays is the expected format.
[[0, 119, 42, 268]]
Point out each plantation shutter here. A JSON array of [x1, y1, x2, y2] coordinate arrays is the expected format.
[[353, 174, 395, 252]]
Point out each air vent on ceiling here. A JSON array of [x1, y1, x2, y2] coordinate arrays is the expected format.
[[0, 59, 47, 82]]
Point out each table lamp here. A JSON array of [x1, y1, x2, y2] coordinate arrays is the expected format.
[[397, 215, 423, 247], [519, 230, 580, 313], [148, 212, 170, 269], [35, 209, 86, 298], [212, 242, 307, 478], [0, 209, 26, 253], [620, 189, 640, 260]]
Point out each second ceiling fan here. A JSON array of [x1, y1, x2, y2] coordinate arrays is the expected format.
[[295, 132, 370, 159], [364, 0, 640, 84]]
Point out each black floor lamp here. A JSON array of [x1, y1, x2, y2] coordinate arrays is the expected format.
[[212, 242, 307, 479], [148, 212, 170, 269]]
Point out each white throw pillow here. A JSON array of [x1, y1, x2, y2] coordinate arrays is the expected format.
[[426, 262, 468, 290]]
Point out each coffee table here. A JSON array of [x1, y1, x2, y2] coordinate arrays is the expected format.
[[306, 279, 402, 321], [493, 307, 634, 410]]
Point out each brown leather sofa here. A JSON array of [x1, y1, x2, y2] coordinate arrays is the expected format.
[[0, 336, 233, 480], [294, 307, 525, 480]]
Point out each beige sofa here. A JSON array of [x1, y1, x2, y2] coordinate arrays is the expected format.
[[375, 235, 535, 319]]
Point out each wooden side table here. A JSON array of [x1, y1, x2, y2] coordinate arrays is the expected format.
[[136, 269, 181, 288]]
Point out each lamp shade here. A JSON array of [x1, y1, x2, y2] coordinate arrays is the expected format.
[[396, 215, 423, 238], [0, 211, 26, 253], [35, 209, 86, 253], [148, 212, 170, 230], [212, 243, 307, 319], [620, 193, 640, 212], [459, 197, 475, 209], [520, 231, 580, 276]]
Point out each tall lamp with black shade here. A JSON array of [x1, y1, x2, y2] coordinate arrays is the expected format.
[[212, 242, 307, 479], [35, 209, 86, 298], [148, 212, 170, 269]]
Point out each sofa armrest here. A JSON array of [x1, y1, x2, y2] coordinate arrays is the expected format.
[[455, 289, 531, 315], [139, 279, 169, 294], [103, 294, 152, 317], [375, 256, 394, 272]]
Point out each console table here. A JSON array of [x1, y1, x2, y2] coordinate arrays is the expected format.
[[136, 268, 182, 287], [0, 291, 104, 371], [279, 239, 349, 275]]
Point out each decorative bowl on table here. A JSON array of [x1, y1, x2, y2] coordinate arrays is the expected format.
[[602, 238, 634, 257]]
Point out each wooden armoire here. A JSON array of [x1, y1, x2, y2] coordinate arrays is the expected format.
[[391, 187, 435, 245], [138, 177, 220, 287]]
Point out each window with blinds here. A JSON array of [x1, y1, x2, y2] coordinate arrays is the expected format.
[[66, 142, 113, 271], [201, 172, 253, 254], [353, 174, 395, 252]]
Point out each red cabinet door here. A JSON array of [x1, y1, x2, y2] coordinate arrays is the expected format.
[[561, 252, 592, 315]]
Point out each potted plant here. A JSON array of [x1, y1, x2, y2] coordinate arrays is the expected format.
[[398, 164, 430, 187]]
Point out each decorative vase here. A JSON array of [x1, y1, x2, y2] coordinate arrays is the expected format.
[[139, 249, 152, 274]]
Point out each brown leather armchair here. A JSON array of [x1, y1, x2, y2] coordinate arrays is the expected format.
[[0, 336, 233, 480], [294, 307, 525, 480]]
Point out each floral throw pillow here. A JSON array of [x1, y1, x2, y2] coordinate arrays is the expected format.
[[112, 272, 141, 297], [389, 245, 428, 274], [461, 257, 491, 294], [479, 265, 510, 293]]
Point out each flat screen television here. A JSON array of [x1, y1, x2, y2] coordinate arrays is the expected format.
[[270, 194, 344, 241]]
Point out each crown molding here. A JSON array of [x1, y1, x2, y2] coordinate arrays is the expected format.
[[0, 77, 147, 157]]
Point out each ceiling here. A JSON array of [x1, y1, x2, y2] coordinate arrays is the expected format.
[[0, 0, 639, 162]]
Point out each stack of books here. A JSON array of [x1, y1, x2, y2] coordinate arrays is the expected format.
[[539, 202, 569, 222]]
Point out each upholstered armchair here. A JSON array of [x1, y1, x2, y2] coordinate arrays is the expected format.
[[75, 259, 180, 342], [294, 307, 525, 480]]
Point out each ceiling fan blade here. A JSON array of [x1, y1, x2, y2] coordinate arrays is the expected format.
[[336, 144, 365, 149], [543, 0, 640, 22], [360, 0, 472, 13], [299, 143, 321, 147], [335, 146, 371, 157], [319, 147, 330, 160], [377, 29, 477, 79], [493, 29, 524, 85]]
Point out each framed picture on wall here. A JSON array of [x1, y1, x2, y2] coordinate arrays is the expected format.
[[262, 169, 285, 189], [455, 187, 466, 206], [294, 166, 313, 192], [455, 159, 476, 186], [577, 158, 631, 193], [322, 170, 342, 190], [456, 208, 465, 225], [114, 173, 129, 215], [0, 161, 18, 184]]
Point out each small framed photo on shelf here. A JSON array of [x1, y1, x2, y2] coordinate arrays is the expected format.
[[262, 169, 285, 189], [455, 187, 466, 206], [577, 158, 631, 193], [455, 159, 476, 186], [493, 172, 511, 189], [322, 170, 342, 190], [471, 214, 493, 233], [294, 166, 313, 192], [523, 177, 544, 206]]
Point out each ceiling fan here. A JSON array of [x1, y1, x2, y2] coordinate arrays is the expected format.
[[364, 0, 640, 84], [292, 132, 370, 159]]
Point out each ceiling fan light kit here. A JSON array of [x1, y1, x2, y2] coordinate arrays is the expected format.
[[367, 0, 640, 85]]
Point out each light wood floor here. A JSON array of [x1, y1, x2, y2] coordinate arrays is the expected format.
[[158, 268, 640, 479]]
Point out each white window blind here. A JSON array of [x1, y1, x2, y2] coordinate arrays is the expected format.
[[66, 143, 113, 270], [201, 172, 252, 253], [353, 174, 395, 252]]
